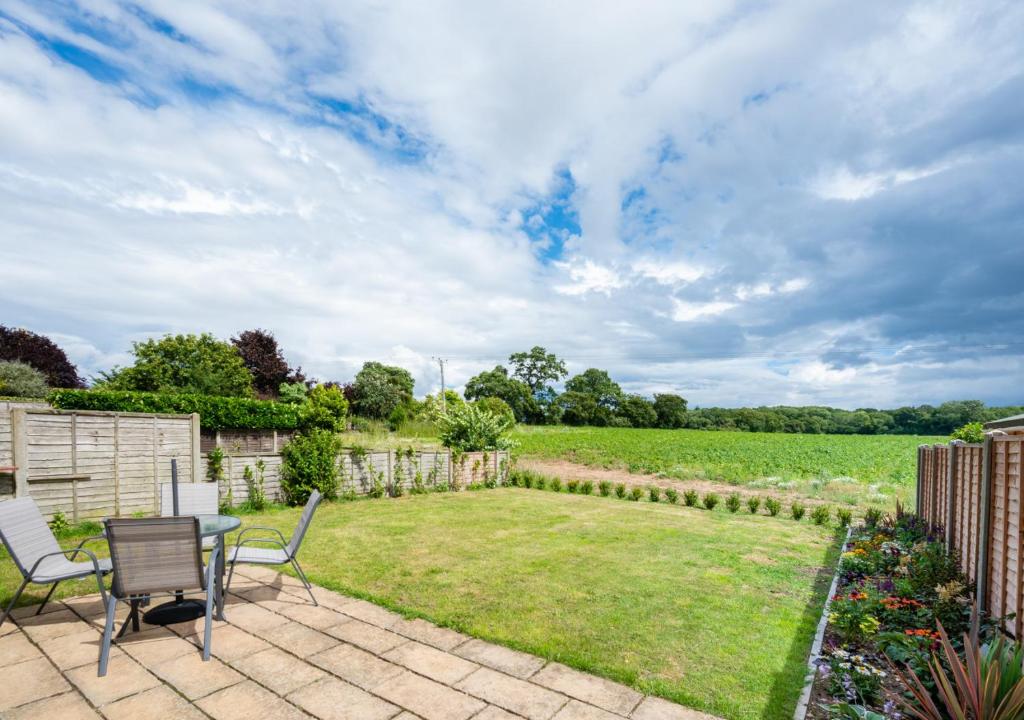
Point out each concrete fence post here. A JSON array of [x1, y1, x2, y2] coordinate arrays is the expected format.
[[946, 441, 961, 553], [976, 433, 997, 616], [11, 408, 28, 498], [916, 445, 927, 517], [190, 413, 201, 483]]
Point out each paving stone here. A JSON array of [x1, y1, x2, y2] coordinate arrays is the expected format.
[[383, 640, 479, 685], [234, 584, 296, 604], [0, 629, 43, 666], [390, 617, 469, 651], [17, 608, 89, 642], [101, 685, 208, 720], [374, 670, 486, 720], [472, 706, 523, 720], [287, 676, 401, 720], [0, 656, 71, 711], [454, 638, 546, 679], [150, 649, 244, 700], [232, 647, 328, 696], [278, 601, 353, 630], [117, 626, 198, 666], [66, 654, 161, 706], [224, 601, 291, 633], [533, 663, 642, 716], [552, 699, 625, 720], [630, 697, 719, 720], [197, 680, 312, 720], [309, 642, 403, 690], [326, 618, 407, 653], [6, 690, 101, 720], [391, 714, 422, 720], [10, 601, 63, 619], [256, 620, 339, 657], [186, 623, 272, 662], [39, 627, 120, 670], [337, 598, 403, 628], [456, 667, 567, 720]]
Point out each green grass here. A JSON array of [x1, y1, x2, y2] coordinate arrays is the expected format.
[[2, 490, 840, 719], [515, 425, 943, 507]]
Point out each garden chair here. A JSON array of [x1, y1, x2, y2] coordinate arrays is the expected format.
[[225, 490, 322, 605], [160, 482, 219, 548], [99, 516, 218, 676], [0, 497, 110, 628]]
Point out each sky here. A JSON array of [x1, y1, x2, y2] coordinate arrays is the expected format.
[[1, 1, 1023, 409]]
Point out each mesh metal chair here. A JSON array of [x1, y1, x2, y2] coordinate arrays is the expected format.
[[0, 497, 110, 627], [100, 516, 218, 676], [225, 490, 322, 605], [160, 483, 219, 548]]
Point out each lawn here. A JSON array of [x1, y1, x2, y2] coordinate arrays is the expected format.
[[1, 489, 841, 719], [515, 425, 943, 507]]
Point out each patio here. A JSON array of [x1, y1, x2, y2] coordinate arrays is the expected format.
[[0, 564, 715, 720]]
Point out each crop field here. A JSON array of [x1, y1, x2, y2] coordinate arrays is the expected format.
[[514, 426, 944, 508]]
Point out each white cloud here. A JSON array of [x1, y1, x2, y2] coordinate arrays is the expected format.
[[554, 260, 624, 296], [632, 258, 705, 285], [809, 162, 952, 201], [670, 299, 736, 322]]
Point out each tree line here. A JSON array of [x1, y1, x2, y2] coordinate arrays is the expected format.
[[1, 326, 1019, 436]]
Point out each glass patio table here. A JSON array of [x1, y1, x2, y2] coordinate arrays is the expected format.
[[141, 513, 241, 625]]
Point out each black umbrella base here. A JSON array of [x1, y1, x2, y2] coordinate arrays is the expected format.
[[142, 599, 206, 625]]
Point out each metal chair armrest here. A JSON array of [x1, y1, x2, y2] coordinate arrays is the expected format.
[[235, 526, 288, 545], [26, 547, 104, 581], [235, 537, 287, 550], [69, 533, 107, 559]]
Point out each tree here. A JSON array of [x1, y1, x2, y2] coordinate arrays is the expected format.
[[564, 368, 622, 409], [0, 325, 83, 388], [463, 365, 537, 422], [99, 333, 254, 397], [473, 396, 516, 426], [352, 362, 415, 419], [437, 403, 515, 451], [0, 361, 49, 397], [508, 346, 567, 393], [558, 390, 612, 426], [653, 393, 688, 428], [231, 329, 304, 398], [617, 394, 657, 428]]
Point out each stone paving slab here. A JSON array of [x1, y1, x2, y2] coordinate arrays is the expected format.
[[1, 565, 722, 720]]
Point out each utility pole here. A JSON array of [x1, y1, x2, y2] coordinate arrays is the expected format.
[[433, 357, 448, 412]]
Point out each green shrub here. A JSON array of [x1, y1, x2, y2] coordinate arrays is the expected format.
[[280, 429, 342, 504], [811, 505, 831, 526], [683, 489, 699, 507], [725, 493, 741, 513], [242, 460, 268, 511], [437, 403, 515, 451], [49, 389, 301, 430], [580, 480, 594, 495], [951, 421, 985, 444], [615, 483, 627, 499], [550, 477, 563, 492], [837, 508, 853, 527], [664, 488, 679, 504], [599, 480, 612, 496], [702, 492, 720, 510], [566, 479, 579, 493], [298, 384, 349, 432], [0, 361, 48, 398], [535, 475, 547, 490], [864, 506, 883, 527], [629, 486, 643, 501], [48, 510, 70, 536], [747, 496, 761, 514], [765, 497, 781, 516], [648, 486, 660, 502], [790, 502, 806, 521]]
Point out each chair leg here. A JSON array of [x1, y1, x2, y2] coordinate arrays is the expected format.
[[202, 583, 215, 662], [225, 559, 237, 594], [36, 581, 60, 615], [98, 595, 117, 677], [0, 579, 29, 628], [290, 558, 317, 606]]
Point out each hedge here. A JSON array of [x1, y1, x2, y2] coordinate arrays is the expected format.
[[48, 390, 300, 431]]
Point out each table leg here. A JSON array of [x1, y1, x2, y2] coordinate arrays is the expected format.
[[215, 533, 226, 620]]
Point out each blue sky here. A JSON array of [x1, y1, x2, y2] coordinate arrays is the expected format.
[[0, 1, 1022, 407]]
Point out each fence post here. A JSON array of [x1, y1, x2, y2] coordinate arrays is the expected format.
[[976, 433, 996, 617], [190, 413, 201, 483], [70, 413, 79, 522], [11, 408, 29, 498], [113, 414, 121, 517], [946, 441, 961, 553], [916, 445, 926, 516]]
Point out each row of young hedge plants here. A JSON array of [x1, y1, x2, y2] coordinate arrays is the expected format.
[[48, 389, 301, 430]]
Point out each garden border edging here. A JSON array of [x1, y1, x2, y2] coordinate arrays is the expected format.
[[793, 525, 852, 720]]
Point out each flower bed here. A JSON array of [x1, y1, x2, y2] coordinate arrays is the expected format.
[[807, 506, 973, 718]]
